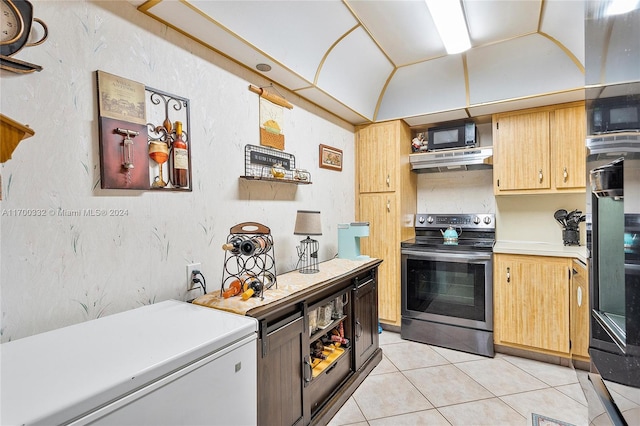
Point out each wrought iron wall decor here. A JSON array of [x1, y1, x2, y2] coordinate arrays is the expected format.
[[145, 86, 192, 191], [96, 70, 192, 191]]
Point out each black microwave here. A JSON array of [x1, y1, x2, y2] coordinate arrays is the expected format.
[[590, 95, 640, 134], [427, 122, 476, 151]]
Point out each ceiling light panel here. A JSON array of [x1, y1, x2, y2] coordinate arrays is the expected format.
[[467, 34, 584, 105], [346, 0, 445, 65], [464, 0, 540, 47], [317, 27, 393, 119], [425, 0, 471, 54], [377, 56, 467, 121], [190, 0, 357, 82], [606, 0, 640, 16]]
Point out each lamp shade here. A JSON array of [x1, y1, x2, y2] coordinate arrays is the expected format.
[[294, 210, 322, 236]]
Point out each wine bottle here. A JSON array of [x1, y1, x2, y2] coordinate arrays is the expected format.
[[171, 121, 189, 188], [239, 239, 257, 256], [222, 279, 242, 298], [239, 236, 271, 256], [222, 237, 245, 254], [241, 277, 263, 300]]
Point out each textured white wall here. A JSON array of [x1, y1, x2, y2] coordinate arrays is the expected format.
[[417, 172, 587, 245], [496, 193, 587, 245], [0, 1, 355, 342], [416, 170, 495, 214]]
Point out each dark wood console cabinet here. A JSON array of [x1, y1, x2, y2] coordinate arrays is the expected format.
[[244, 259, 382, 426], [353, 274, 379, 371]]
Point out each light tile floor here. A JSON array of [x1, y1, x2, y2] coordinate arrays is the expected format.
[[328, 331, 589, 426]]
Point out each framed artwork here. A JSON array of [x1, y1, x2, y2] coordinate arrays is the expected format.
[[319, 144, 342, 171], [96, 71, 149, 189]]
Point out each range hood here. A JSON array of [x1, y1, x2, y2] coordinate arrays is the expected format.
[[409, 146, 493, 173], [587, 132, 640, 155]]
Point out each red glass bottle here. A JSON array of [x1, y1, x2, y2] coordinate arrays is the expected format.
[[171, 121, 189, 187]]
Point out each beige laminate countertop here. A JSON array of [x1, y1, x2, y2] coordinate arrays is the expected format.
[[193, 257, 381, 315], [494, 240, 588, 263]]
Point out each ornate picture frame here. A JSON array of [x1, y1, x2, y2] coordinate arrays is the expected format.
[[319, 144, 342, 171]]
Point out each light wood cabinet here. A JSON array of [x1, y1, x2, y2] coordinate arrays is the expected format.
[[356, 123, 398, 193], [355, 120, 416, 327], [494, 254, 571, 356], [570, 259, 590, 360], [494, 110, 551, 192], [493, 101, 586, 195], [553, 105, 587, 190], [358, 193, 399, 324]]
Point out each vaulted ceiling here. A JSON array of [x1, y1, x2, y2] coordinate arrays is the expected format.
[[131, 0, 586, 128]]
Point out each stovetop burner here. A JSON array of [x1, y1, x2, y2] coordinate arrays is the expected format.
[[402, 213, 496, 252]]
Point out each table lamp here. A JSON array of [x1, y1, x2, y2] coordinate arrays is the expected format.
[[294, 210, 322, 273]]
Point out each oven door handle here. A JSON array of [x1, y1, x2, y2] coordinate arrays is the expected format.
[[625, 263, 640, 272], [401, 249, 492, 262]]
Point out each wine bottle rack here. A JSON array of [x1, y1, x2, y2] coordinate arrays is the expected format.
[[220, 222, 277, 300]]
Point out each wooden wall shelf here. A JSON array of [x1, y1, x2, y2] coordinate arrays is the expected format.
[[1, 114, 35, 163], [239, 176, 312, 185]]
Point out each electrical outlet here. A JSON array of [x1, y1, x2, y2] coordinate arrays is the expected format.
[[187, 263, 201, 291]]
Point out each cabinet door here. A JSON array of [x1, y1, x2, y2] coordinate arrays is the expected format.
[[494, 254, 570, 354], [494, 110, 550, 192], [353, 274, 379, 371], [356, 122, 398, 193], [257, 316, 306, 426], [552, 105, 586, 190], [358, 193, 400, 324], [571, 259, 590, 359]]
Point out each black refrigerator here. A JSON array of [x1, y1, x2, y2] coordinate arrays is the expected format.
[[581, 0, 640, 425], [583, 3, 640, 425]]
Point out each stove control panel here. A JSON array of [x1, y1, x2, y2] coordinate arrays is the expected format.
[[415, 213, 495, 230]]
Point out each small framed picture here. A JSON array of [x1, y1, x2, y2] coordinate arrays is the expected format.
[[319, 144, 343, 171]]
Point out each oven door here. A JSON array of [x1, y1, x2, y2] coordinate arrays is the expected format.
[[401, 249, 493, 331]]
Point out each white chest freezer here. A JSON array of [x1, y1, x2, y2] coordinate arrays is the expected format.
[[1, 300, 258, 425]]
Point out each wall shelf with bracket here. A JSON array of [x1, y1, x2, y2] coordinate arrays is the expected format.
[[1, 114, 35, 163], [239, 176, 311, 185], [241, 144, 312, 185]]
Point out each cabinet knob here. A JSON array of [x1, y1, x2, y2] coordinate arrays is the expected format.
[[563, 167, 568, 182], [577, 286, 583, 307], [387, 199, 390, 212], [538, 169, 543, 183], [386, 174, 390, 187], [506, 267, 511, 283]]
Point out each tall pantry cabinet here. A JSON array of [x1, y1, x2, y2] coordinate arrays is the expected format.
[[355, 120, 416, 327]]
